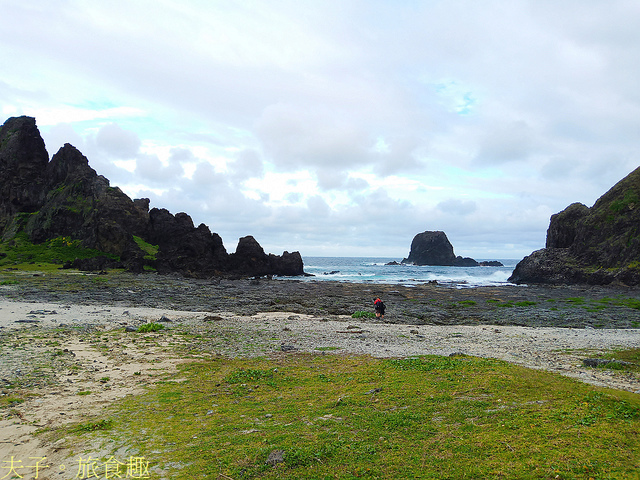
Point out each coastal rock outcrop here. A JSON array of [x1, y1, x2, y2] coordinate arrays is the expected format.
[[401, 230, 502, 267], [509, 166, 640, 286], [0, 116, 304, 278]]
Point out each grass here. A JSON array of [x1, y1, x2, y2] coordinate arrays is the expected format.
[[588, 348, 640, 373], [0, 232, 117, 268], [56, 353, 640, 479], [0, 396, 26, 408], [351, 311, 376, 319]]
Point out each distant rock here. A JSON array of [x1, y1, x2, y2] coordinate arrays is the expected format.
[[402, 231, 461, 266], [509, 166, 640, 286], [385, 261, 401, 266], [400, 231, 502, 267], [478, 260, 504, 267], [401, 230, 499, 267], [0, 116, 305, 278]]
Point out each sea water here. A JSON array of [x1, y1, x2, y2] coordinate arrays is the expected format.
[[295, 257, 519, 288]]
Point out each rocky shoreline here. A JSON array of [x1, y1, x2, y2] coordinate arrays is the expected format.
[[2, 269, 639, 464], [2, 270, 640, 328]]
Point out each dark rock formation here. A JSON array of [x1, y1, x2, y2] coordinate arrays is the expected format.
[[0, 115, 304, 278], [147, 208, 229, 277], [402, 231, 464, 266], [478, 261, 504, 267], [401, 231, 503, 267], [401, 230, 500, 267], [509, 166, 640, 286], [0, 117, 49, 229]]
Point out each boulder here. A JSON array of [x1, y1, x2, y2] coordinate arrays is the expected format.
[[509, 165, 640, 285]]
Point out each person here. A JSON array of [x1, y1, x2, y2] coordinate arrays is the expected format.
[[374, 297, 386, 319]]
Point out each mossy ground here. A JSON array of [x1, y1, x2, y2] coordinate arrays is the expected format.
[[0, 233, 115, 269], [54, 352, 640, 479]]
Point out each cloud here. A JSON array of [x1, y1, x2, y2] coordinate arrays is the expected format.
[[228, 149, 264, 182], [437, 199, 477, 216], [256, 103, 370, 170], [96, 123, 141, 159], [135, 153, 184, 183], [474, 121, 539, 165]]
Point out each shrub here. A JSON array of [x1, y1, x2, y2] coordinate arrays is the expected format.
[[137, 323, 165, 333]]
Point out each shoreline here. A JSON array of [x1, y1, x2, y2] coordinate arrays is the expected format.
[[2, 270, 640, 328]]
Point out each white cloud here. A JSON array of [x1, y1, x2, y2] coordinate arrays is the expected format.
[[96, 123, 141, 159]]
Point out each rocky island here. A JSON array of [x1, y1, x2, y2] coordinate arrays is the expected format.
[[401, 230, 503, 267], [0, 116, 304, 278]]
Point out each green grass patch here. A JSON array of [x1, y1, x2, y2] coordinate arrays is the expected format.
[[133, 235, 159, 261], [351, 310, 376, 319], [0, 396, 26, 408], [457, 300, 477, 307], [0, 232, 117, 268], [59, 353, 640, 479], [496, 301, 514, 308], [137, 323, 165, 333], [514, 300, 537, 307], [593, 348, 640, 373]]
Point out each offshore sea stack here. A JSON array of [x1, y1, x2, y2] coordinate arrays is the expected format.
[[401, 230, 502, 267], [0, 116, 304, 278], [509, 166, 640, 286]]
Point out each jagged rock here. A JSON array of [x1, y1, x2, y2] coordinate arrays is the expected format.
[[0, 116, 305, 278], [226, 236, 304, 277], [148, 208, 228, 277], [0, 116, 49, 233], [269, 250, 304, 276], [19, 143, 149, 270], [510, 165, 640, 286]]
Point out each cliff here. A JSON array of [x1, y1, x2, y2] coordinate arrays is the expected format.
[[509, 166, 640, 285], [0, 116, 304, 277]]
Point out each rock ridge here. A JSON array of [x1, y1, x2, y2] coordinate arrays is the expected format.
[[0, 116, 304, 278]]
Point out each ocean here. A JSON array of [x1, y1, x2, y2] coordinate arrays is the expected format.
[[296, 257, 519, 288]]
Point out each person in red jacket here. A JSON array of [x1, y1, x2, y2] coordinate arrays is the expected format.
[[374, 297, 386, 319]]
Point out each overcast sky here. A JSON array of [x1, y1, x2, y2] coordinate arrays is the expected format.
[[1, 1, 639, 259]]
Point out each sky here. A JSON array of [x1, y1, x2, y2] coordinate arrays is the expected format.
[[1, 1, 639, 259]]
